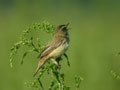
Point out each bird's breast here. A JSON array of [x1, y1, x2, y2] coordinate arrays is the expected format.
[[49, 41, 69, 58]]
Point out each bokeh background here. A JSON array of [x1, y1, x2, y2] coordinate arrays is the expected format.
[[0, 0, 120, 90]]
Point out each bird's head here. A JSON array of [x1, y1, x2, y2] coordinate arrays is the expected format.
[[54, 23, 70, 36]]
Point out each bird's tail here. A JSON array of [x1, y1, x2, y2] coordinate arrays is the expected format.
[[33, 56, 48, 77]]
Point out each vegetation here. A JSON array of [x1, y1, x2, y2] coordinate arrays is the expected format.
[[9, 21, 83, 90]]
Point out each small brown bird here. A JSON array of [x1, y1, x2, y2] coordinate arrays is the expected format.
[[33, 23, 70, 76]]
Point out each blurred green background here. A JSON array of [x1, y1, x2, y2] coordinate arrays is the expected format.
[[0, 0, 120, 90]]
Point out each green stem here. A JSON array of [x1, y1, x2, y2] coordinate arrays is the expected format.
[[38, 78, 44, 90]]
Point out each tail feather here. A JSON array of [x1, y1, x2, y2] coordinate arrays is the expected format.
[[33, 56, 48, 77]]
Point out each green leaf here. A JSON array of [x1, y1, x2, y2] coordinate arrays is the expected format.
[[21, 52, 28, 64]]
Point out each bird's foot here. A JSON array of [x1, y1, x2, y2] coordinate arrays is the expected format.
[[51, 59, 61, 69]]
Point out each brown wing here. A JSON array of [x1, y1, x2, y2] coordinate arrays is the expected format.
[[38, 37, 64, 59]]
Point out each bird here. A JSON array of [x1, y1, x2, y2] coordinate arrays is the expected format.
[[33, 23, 70, 76]]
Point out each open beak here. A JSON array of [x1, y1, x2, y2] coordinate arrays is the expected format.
[[65, 23, 71, 30], [66, 23, 69, 27]]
